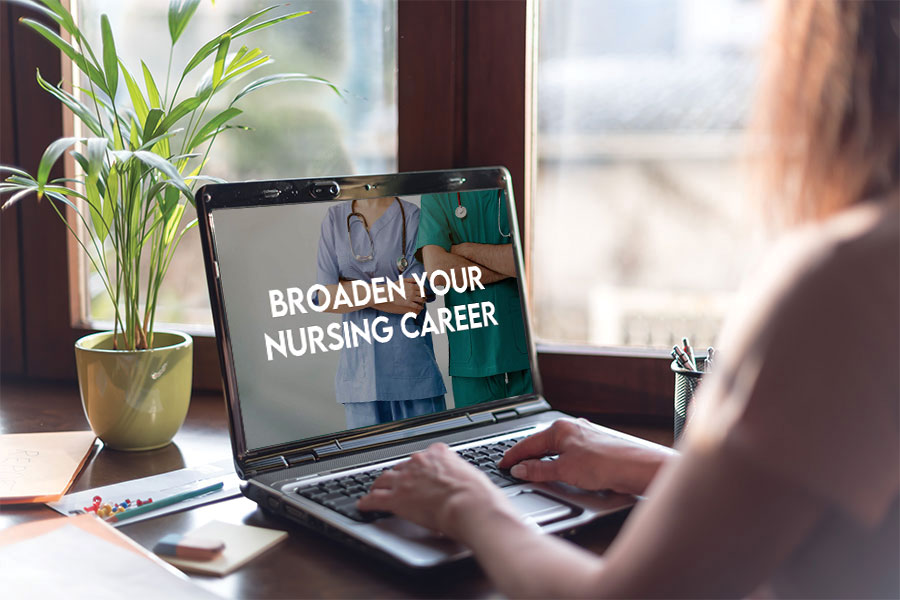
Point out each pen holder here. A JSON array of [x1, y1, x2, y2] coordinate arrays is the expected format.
[[671, 358, 705, 442]]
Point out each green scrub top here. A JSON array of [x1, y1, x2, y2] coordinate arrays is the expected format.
[[415, 190, 530, 378]]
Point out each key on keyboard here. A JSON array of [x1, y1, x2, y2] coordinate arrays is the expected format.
[[295, 436, 525, 522]]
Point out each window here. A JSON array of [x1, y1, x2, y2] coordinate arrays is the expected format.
[[74, 0, 398, 331], [532, 0, 769, 352], [7, 0, 704, 416]]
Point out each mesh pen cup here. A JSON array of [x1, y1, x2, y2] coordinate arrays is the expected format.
[[671, 358, 705, 441]]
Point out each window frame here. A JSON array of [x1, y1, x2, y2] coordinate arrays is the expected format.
[[2, 0, 673, 420]]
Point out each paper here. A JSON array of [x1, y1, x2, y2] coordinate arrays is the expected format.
[[0, 515, 219, 599], [48, 459, 242, 525], [0, 431, 96, 504], [160, 520, 287, 576]]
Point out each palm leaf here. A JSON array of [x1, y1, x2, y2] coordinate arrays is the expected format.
[[85, 177, 109, 242], [236, 11, 310, 37], [186, 107, 241, 151], [20, 18, 106, 91], [212, 33, 231, 88], [120, 60, 149, 123], [143, 108, 165, 142], [36, 137, 82, 187], [180, 5, 283, 78], [232, 73, 343, 105], [168, 0, 202, 45], [35, 68, 103, 136], [158, 96, 204, 132], [100, 14, 118, 96], [36, 0, 78, 36], [132, 150, 193, 200], [141, 61, 162, 108]]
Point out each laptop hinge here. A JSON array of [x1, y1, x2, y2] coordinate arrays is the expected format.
[[313, 440, 342, 458], [286, 452, 317, 467], [514, 398, 551, 416], [243, 454, 288, 477], [492, 409, 519, 422]]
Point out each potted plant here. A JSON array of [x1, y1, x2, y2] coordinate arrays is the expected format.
[[1, 0, 338, 450]]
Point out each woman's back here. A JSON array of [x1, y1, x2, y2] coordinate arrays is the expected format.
[[688, 199, 899, 597]]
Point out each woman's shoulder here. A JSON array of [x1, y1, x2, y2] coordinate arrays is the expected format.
[[719, 200, 898, 367], [801, 199, 899, 274], [782, 200, 898, 313]]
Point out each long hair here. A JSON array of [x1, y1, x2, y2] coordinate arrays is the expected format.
[[754, 0, 900, 225]]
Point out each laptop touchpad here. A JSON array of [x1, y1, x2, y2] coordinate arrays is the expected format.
[[508, 489, 578, 525]]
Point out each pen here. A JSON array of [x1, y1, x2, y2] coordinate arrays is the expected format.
[[104, 481, 224, 524], [682, 337, 696, 371], [672, 345, 694, 371], [671, 348, 685, 369]]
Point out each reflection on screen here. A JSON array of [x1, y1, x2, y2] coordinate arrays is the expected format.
[[212, 190, 533, 451]]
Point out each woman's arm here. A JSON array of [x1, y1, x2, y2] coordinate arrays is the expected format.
[[359, 424, 825, 598]]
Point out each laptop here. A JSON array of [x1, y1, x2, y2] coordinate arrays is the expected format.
[[196, 167, 644, 568]]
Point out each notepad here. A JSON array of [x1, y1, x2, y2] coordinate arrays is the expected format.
[[0, 431, 96, 504], [159, 520, 288, 576], [0, 514, 218, 599]]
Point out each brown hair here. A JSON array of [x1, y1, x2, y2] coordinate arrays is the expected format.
[[754, 0, 899, 225]]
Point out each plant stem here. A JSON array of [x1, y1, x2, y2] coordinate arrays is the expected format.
[[163, 45, 174, 107]]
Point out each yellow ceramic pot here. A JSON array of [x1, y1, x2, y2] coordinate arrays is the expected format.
[[75, 330, 193, 451]]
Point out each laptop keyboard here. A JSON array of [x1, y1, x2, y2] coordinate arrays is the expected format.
[[295, 436, 524, 522]]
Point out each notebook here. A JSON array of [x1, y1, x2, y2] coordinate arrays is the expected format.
[[0, 430, 96, 504], [159, 520, 287, 576], [0, 514, 216, 598], [196, 167, 651, 568]]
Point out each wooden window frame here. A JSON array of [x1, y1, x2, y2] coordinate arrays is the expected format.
[[1, 0, 672, 422]]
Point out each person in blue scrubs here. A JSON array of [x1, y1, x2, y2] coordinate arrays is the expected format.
[[316, 196, 446, 429]]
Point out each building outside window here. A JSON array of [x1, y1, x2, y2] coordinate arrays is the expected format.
[[532, 0, 769, 352]]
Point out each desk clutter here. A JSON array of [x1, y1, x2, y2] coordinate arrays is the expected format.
[[1, 435, 288, 585], [0, 431, 97, 504], [670, 337, 718, 440], [155, 520, 288, 576], [0, 514, 220, 598], [48, 459, 241, 525]]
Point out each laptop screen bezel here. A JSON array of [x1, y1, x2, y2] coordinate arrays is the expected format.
[[196, 167, 546, 469]]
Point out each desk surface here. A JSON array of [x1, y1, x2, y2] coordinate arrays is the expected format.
[[0, 379, 671, 598]]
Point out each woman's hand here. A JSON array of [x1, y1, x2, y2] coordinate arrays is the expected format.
[[498, 419, 676, 496], [357, 443, 516, 538]]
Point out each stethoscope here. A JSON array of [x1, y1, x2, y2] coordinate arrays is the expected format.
[[347, 197, 409, 273], [453, 190, 511, 239]]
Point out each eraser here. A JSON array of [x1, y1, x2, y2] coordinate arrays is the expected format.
[[153, 533, 225, 561]]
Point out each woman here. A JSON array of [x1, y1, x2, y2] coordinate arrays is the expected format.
[[317, 196, 446, 429], [358, 2, 899, 597]]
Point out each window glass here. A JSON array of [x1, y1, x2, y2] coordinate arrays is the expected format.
[[533, 0, 769, 350], [75, 0, 397, 329]]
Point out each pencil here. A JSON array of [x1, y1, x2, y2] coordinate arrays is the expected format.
[[682, 337, 696, 371], [104, 481, 224, 523]]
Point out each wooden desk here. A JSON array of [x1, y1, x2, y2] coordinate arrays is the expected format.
[[0, 379, 671, 598]]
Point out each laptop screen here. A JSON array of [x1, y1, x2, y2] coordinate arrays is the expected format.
[[205, 176, 536, 453]]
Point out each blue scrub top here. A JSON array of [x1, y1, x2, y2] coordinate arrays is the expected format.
[[316, 199, 446, 404]]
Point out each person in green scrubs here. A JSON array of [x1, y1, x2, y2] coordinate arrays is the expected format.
[[415, 189, 533, 408]]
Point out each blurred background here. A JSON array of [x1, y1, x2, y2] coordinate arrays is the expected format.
[[532, 0, 769, 351], [76, 0, 770, 353], [76, 0, 398, 328]]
